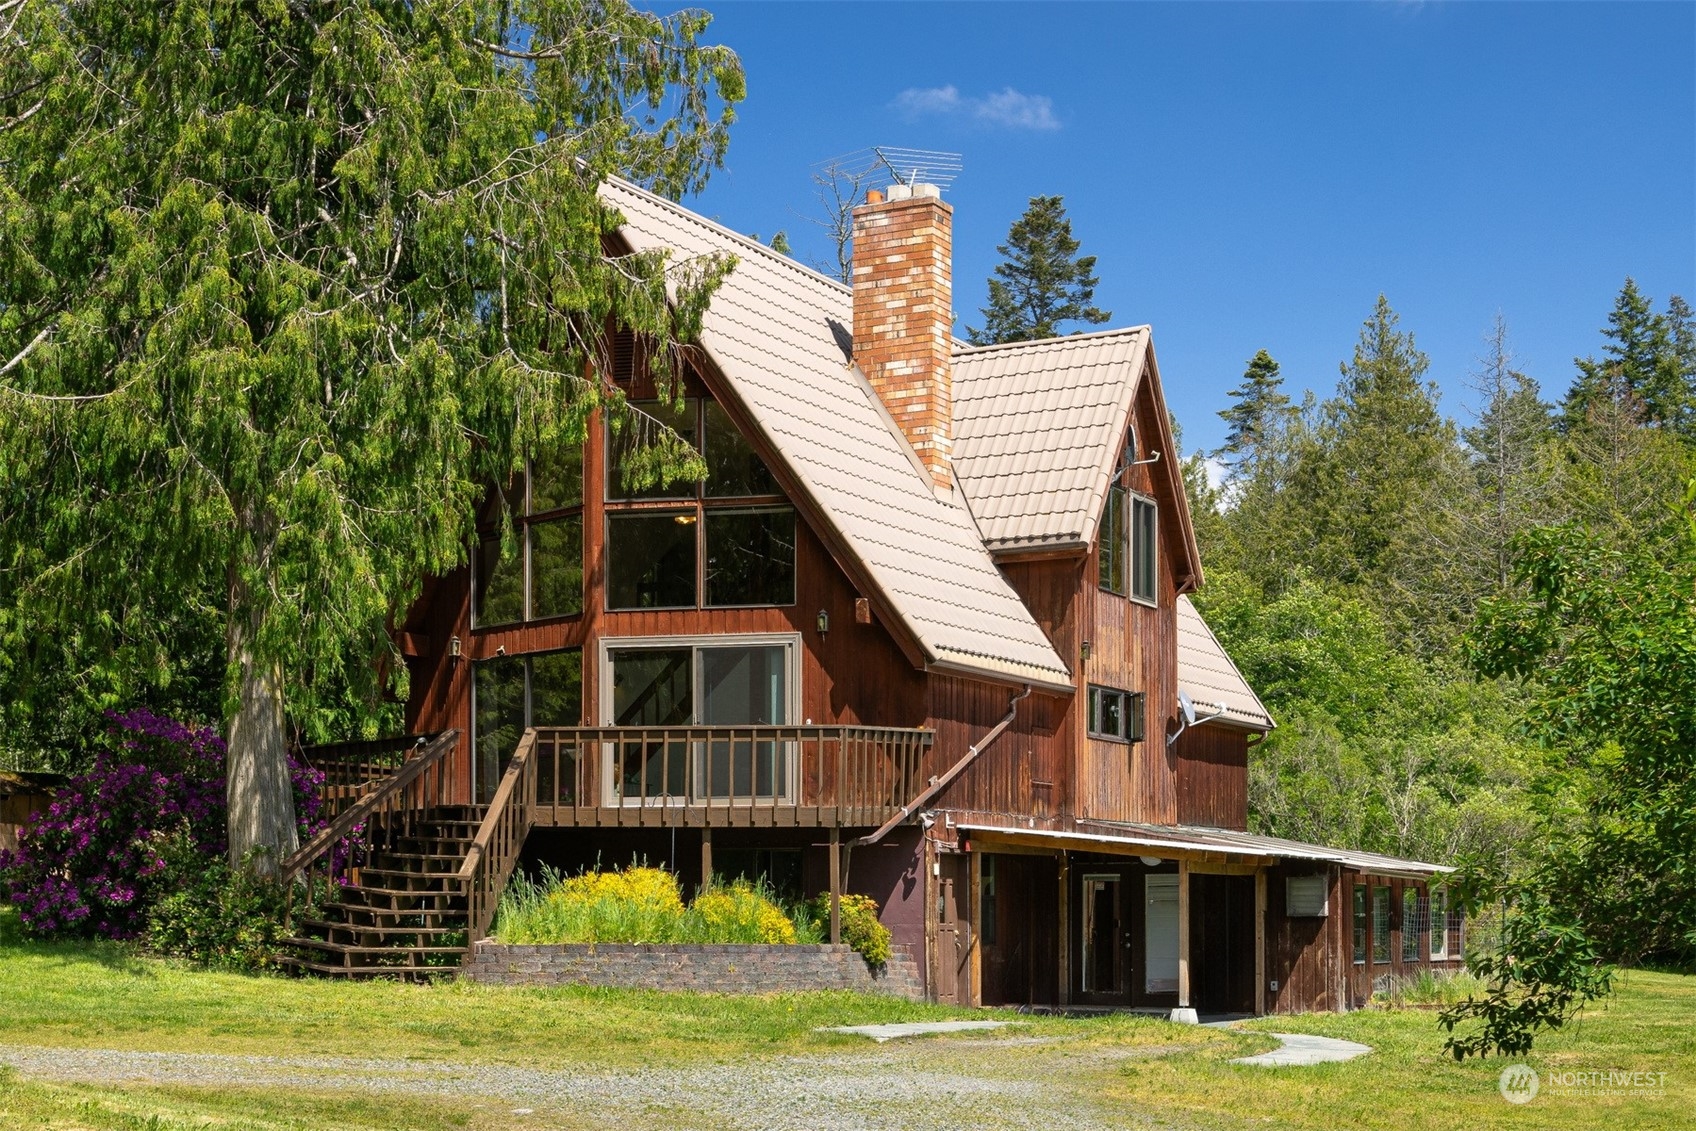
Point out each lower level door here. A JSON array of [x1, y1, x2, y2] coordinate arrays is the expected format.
[[1145, 873, 1180, 995], [1078, 871, 1130, 1005]]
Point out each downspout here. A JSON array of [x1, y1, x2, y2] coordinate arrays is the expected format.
[[851, 684, 1032, 850]]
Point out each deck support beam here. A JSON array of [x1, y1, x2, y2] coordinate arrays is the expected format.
[[1172, 858, 1197, 1023], [701, 827, 713, 891], [1255, 869, 1268, 1016], [828, 826, 842, 946]]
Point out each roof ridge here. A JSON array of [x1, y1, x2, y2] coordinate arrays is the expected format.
[[601, 173, 854, 298], [951, 324, 1151, 359]]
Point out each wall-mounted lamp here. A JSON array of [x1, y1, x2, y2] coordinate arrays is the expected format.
[[495, 644, 507, 657], [449, 635, 462, 665], [1080, 639, 1092, 661], [816, 609, 830, 635]]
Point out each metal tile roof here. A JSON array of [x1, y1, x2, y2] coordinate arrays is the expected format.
[[601, 177, 1073, 691], [951, 328, 1149, 552], [1176, 595, 1274, 730], [963, 821, 1452, 877]]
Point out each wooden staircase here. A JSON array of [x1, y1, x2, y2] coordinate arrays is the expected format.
[[278, 805, 481, 978], [276, 730, 539, 980]]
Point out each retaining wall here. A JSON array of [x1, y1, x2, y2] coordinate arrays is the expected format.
[[463, 940, 924, 1000]]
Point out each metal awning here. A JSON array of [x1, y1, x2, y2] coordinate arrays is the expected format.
[[958, 820, 1451, 880]]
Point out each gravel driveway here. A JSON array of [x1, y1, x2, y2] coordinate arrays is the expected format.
[[0, 1036, 1191, 1131]]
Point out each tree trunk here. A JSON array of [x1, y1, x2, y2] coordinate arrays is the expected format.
[[225, 604, 299, 875]]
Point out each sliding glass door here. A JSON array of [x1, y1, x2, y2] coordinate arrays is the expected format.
[[604, 637, 794, 804]]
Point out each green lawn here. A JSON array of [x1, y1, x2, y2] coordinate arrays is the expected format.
[[1, 905, 1689, 1130]]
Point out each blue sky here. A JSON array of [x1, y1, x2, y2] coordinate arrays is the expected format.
[[679, 1, 1695, 458]]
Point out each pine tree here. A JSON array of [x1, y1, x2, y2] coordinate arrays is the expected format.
[[1286, 296, 1459, 609], [966, 196, 1110, 345], [1215, 350, 1293, 474], [1565, 278, 1688, 435]]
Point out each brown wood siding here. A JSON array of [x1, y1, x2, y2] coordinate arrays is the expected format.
[[1264, 863, 1346, 1014], [1174, 724, 1250, 830], [1076, 383, 1181, 824], [925, 675, 1071, 826]]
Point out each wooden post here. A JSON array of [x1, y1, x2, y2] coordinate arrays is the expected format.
[[700, 827, 713, 893], [1056, 851, 1071, 1007], [968, 850, 983, 1007], [829, 826, 842, 946], [1254, 868, 1267, 1016], [1173, 858, 1196, 1023]]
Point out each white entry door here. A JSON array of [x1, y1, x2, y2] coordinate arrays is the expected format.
[[1145, 873, 1179, 994]]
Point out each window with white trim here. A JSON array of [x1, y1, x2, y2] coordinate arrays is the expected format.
[[1130, 494, 1157, 604], [1429, 887, 1449, 960]]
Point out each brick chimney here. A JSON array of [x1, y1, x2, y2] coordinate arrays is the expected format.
[[852, 183, 954, 491]]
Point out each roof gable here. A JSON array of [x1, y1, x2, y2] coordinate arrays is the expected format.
[[951, 331, 1204, 588], [600, 176, 1073, 692]]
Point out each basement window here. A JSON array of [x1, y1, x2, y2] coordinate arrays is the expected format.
[[1087, 685, 1145, 743]]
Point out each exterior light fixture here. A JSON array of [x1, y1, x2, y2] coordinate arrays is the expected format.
[[1080, 639, 1092, 661], [816, 609, 829, 635], [449, 635, 462, 663], [1139, 855, 1163, 868]]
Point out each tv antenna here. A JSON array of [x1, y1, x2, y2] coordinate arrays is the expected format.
[[815, 147, 962, 194]]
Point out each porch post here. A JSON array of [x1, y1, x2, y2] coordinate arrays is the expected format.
[[1056, 851, 1071, 1007], [1172, 858, 1197, 1023], [701, 827, 713, 892], [968, 850, 983, 1007], [1254, 868, 1267, 1016], [828, 825, 842, 945]]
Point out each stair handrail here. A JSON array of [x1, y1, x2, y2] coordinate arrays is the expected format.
[[280, 729, 459, 886], [457, 727, 538, 944]]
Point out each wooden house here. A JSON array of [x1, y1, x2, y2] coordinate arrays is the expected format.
[[284, 175, 1461, 1013]]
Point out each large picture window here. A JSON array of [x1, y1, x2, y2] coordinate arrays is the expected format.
[[605, 398, 794, 611], [601, 635, 796, 803], [473, 445, 584, 627], [472, 649, 582, 803]]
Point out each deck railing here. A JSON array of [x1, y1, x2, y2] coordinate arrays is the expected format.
[[279, 729, 460, 925], [526, 725, 932, 828], [459, 729, 538, 942], [296, 733, 439, 822]]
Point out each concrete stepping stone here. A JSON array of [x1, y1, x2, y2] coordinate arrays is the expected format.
[[819, 1020, 1018, 1043], [1231, 1031, 1372, 1066]]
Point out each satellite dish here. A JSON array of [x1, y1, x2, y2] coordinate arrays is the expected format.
[[1178, 690, 1197, 727]]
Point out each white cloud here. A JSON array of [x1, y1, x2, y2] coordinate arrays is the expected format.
[[891, 85, 1060, 131]]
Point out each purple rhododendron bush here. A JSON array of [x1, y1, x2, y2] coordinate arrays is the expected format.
[[0, 709, 324, 964]]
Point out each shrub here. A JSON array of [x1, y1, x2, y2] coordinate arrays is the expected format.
[[145, 840, 290, 970], [0, 708, 323, 942], [498, 865, 690, 945], [693, 879, 797, 944], [807, 892, 892, 968]]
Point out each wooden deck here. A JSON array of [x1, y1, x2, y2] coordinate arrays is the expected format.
[[526, 726, 933, 829]]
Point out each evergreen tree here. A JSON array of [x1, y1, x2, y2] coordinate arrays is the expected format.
[[1215, 350, 1294, 475], [1287, 296, 1459, 599], [1565, 278, 1688, 435], [0, 0, 743, 870], [966, 195, 1110, 345]]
